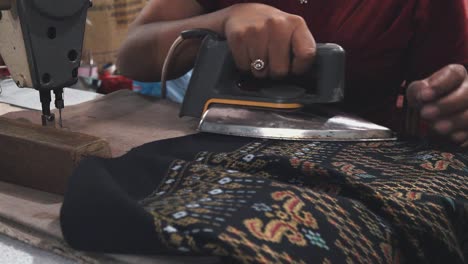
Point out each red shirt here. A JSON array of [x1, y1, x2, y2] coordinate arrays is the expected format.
[[196, 0, 468, 127]]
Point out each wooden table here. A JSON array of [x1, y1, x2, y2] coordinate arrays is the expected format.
[[0, 91, 219, 263]]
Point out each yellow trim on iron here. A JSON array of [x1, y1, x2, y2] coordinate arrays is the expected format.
[[203, 98, 303, 114]]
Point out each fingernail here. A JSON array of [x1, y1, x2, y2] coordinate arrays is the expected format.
[[434, 120, 453, 134], [452, 132, 468, 142], [421, 105, 440, 119]]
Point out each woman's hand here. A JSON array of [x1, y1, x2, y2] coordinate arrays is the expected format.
[[407, 64, 468, 146], [224, 3, 316, 79]]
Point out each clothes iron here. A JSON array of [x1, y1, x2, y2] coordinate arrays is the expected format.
[[163, 29, 395, 141]]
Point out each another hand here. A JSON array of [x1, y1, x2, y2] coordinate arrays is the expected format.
[[224, 3, 316, 79], [407, 64, 468, 146]]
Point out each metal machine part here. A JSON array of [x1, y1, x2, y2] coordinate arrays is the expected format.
[[0, 0, 90, 126], [199, 105, 395, 141]]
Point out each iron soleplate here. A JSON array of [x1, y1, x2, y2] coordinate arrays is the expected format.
[[198, 105, 396, 141]]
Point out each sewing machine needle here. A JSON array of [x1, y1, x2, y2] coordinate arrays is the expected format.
[[59, 108, 63, 128]]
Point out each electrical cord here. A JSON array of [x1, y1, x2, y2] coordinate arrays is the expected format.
[[160, 29, 222, 99]]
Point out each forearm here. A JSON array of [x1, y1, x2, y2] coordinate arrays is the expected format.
[[117, 7, 231, 82]]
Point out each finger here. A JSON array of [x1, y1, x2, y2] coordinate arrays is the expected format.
[[406, 80, 430, 107], [451, 130, 468, 144], [461, 140, 468, 148], [420, 78, 468, 120], [420, 64, 467, 102], [246, 26, 269, 78], [227, 27, 251, 72], [432, 108, 468, 135], [290, 18, 316, 75], [266, 17, 292, 79]]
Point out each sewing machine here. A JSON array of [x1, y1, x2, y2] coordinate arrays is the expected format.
[[0, 0, 90, 126]]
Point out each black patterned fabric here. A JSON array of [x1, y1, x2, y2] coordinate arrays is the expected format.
[[60, 134, 468, 263]]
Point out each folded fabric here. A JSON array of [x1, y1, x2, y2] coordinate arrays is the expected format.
[[60, 134, 468, 263]]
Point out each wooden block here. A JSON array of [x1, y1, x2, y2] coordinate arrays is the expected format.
[[0, 117, 111, 194], [3, 90, 199, 157]]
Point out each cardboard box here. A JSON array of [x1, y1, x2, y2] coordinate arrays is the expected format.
[[82, 0, 146, 68]]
